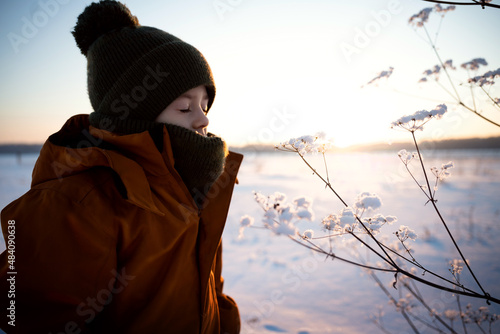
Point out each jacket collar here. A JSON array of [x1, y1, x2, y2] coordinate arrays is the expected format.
[[32, 115, 243, 217], [33, 115, 166, 215]]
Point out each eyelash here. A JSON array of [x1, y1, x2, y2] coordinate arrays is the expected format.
[[180, 108, 208, 114]]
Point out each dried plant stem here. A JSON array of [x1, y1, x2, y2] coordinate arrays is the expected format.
[[434, 78, 460, 103], [287, 146, 500, 304], [459, 101, 500, 127], [295, 151, 400, 268], [403, 281, 457, 333], [400, 159, 431, 201], [422, 0, 500, 9], [480, 86, 500, 109], [382, 243, 477, 294], [287, 236, 396, 273], [476, 322, 488, 334], [456, 294, 469, 334], [422, 24, 500, 128], [368, 270, 421, 334], [411, 131, 490, 301], [423, 25, 460, 101]]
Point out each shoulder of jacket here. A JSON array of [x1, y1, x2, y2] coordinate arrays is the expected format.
[[31, 166, 125, 205]]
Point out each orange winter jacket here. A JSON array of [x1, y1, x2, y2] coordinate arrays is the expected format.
[[0, 115, 242, 333]]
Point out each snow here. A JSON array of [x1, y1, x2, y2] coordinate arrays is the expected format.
[[461, 58, 488, 71], [353, 192, 382, 211], [363, 67, 394, 87], [1, 148, 500, 333], [391, 104, 448, 131], [409, 5, 455, 27], [469, 68, 500, 87], [224, 149, 500, 333]]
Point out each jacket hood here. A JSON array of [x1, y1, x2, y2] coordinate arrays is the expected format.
[[32, 115, 194, 214]]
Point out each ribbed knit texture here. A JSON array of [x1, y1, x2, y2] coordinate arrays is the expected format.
[[164, 123, 228, 208], [73, 1, 216, 134]]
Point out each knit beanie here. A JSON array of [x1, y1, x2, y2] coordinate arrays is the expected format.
[[72, 0, 216, 134]]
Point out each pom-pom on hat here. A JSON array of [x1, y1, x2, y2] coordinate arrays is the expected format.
[[72, 0, 215, 134]]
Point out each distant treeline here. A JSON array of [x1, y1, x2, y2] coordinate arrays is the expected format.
[[347, 136, 500, 152], [0, 144, 43, 154], [231, 136, 500, 153], [1, 137, 499, 154]]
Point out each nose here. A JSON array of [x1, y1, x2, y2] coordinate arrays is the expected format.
[[193, 108, 209, 135]]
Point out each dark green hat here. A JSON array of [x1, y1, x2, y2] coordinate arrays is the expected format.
[[72, 0, 215, 134]]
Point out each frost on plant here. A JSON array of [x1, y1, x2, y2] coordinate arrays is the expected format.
[[469, 67, 500, 87], [277, 133, 332, 155], [408, 7, 433, 27], [321, 207, 356, 234], [443, 59, 455, 70], [397, 149, 419, 165], [321, 195, 396, 237], [395, 225, 418, 242], [240, 192, 315, 238], [302, 229, 314, 239], [394, 296, 413, 312], [354, 192, 382, 211], [449, 259, 464, 275], [363, 67, 394, 87], [430, 161, 454, 181], [247, 189, 398, 241], [461, 58, 488, 71], [391, 104, 448, 131], [434, 4, 456, 15], [443, 309, 459, 321], [408, 4, 454, 27], [238, 215, 254, 239], [362, 214, 397, 236], [461, 304, 500, 327], [418, 60, 455, 83]]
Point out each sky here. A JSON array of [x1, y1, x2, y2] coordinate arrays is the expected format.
[[0, 0, 499, 148]]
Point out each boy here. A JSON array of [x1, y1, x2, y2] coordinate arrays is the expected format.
[[0, 1, 242, 333]]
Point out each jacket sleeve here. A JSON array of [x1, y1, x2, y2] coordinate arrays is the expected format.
[[214, 242, 241, 334], [0, 187, 117, 333]]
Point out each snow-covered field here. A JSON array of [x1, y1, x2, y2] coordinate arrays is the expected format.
[[1, 148, 500, 333]]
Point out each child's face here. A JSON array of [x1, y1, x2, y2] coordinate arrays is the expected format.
[[155, 85, 209, 136]]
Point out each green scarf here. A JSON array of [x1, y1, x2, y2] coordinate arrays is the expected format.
[[164, 123, 228, 208]]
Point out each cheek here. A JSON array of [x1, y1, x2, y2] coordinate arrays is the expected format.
[[155, 109, 170, 123], [156, 111, 193, 128], [155, 109, 181, 124]]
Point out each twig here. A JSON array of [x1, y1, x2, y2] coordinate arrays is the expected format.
[[434, 78, 461, 102], [287, 236, 397, 273], [381, 244, 478, 293], [322, 151, 330, 187], [456, 294, 469, 334], [404, 281, 458, 333], [476, 322, 487, 334], [423, 25, 461, 102], [411, 131, 491, 301], [400, 158, 432, 201], [421, 22, 500, 127], [368, 270, 421, 334], [458, 101, 500, 127], [480, 86, 500, 110], [422, 0, 500, 9], [295, 150, 400, 268], [407, 310, 448, 333]]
